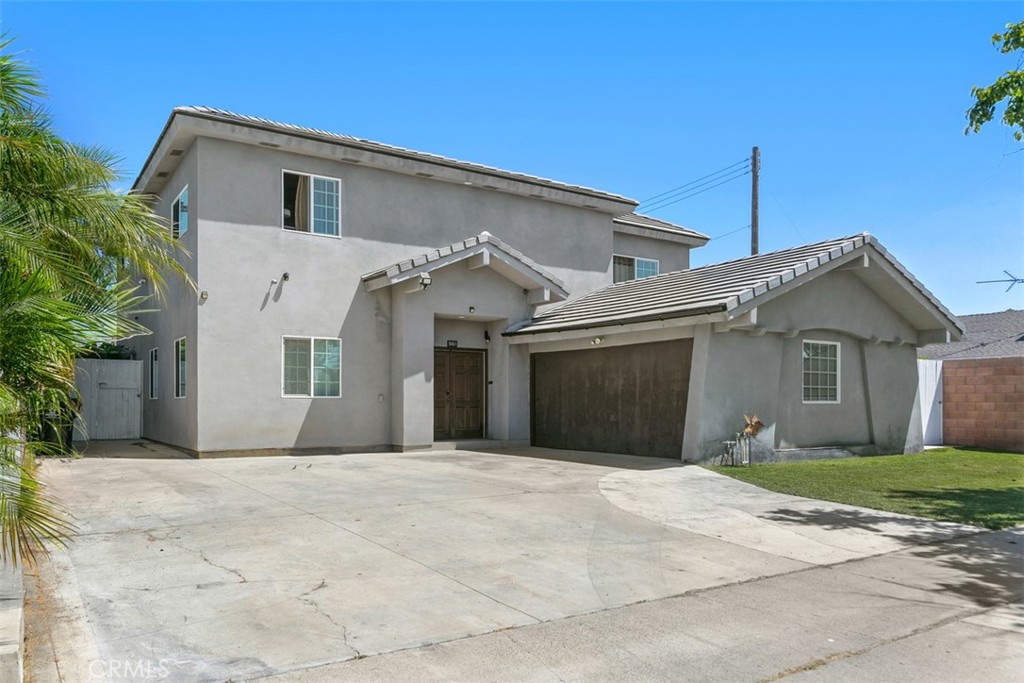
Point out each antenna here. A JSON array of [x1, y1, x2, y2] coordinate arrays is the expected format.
[[977, 270, 1024, 292]]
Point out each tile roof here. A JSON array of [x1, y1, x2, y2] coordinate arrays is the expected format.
[[919, 309, 1024, 359], [507, 233, 959, 336], [612, 213, 710, 241], [362, 232, 567, 295], [169, 107, 636, 206]]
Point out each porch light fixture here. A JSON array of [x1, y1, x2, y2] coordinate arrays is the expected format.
[[484, 330, 491, 344], [418, 273, 432, 290]]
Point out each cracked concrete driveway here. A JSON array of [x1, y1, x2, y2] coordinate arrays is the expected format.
[[25, 442, 1023, 682]]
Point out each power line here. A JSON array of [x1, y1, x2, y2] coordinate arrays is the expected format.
[[767, 188, 805, 241], [637, 158, 750, 206], [640, 167, 751, 213], [640, 168, 751, 214], [711, 224, 752, 240]]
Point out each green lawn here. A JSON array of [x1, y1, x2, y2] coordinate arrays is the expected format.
[[706, 449, 1024, 529]]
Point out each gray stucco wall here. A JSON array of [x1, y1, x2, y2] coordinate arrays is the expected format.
[[167, 136, 665, 453], [128, 143, 200, 451], [694, 270, 925, 461]]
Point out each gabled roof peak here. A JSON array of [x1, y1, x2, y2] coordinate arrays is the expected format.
[[361, 232, 569, 303], [508, 233, 962, 338]]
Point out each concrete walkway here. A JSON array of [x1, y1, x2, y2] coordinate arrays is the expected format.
[[599, 466, 977, 564], [22, 443, 1023, 682]]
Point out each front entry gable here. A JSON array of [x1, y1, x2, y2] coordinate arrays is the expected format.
[[361, 232, 569, 305]]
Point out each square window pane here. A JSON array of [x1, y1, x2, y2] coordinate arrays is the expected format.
[[283, 173, 310, 232], [802, 341, 839, 403], [312, 177, 339, 236], [283, 338, 311, 395], [312, 339, 340, 396], [613, 255, 635, 283], [635, 258, 659, 279]]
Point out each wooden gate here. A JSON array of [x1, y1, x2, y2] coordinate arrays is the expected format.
[[74, 359, 143, 441]]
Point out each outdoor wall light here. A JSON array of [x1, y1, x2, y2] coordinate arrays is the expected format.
[[418, 273, 432, 289], [199, 290, 209, 301], [282, 272, 290, 282], [469, 306, 476, 314], [591, 336, 604, 346], [484, 330, 491, 344]]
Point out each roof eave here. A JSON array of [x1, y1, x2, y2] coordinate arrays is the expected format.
[[505, 303, 730, 337], [136, 108, 639, 213]]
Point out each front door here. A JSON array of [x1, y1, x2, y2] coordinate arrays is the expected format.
[[434, 348, 486, 440]]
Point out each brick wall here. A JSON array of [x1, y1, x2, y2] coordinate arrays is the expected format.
[[942, 357, 1024, 452]]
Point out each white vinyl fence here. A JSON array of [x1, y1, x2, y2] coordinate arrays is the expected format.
[[917, 359, 943, 446]]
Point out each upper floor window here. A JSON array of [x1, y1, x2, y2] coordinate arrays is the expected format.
[[613, 255, 659, 283], [172, 186, 189, 239], [802, 340, 840, 404], [283, 171, 340, 237]]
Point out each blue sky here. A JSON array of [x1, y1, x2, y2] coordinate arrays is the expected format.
[[4, 1, 1022, 315]]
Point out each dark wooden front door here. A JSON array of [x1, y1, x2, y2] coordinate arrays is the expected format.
[[434, 348, 486, 440]]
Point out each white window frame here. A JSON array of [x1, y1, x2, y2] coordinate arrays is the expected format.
[[802, 339, 840, 405], [280, 336, 343, 398], [281, 169, 342, 239], [149, 348, 159, 399], [613, 254, 660, 283], [172, 185, 189, 239], [174, 337, 186, 399]]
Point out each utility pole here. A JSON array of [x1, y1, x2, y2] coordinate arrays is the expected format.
[[751, 146, 760, 255]]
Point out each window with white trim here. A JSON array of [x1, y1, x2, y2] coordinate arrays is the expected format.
[[802, 340, 839, 403], [149, 348, 159, 399], [174, 337, 186, 398], [283, 337, 341, 397], [283, 171, 340, 236], [613, 255, 659, 283], [172, 186, 189, 239]]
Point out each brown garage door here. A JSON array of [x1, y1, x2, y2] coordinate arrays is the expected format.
[[530, 339, 692, 459]]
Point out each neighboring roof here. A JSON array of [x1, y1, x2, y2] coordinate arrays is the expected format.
[[361, 232, 569, 301], [507, 233, 963, 337], [137, 106, 636, 209], [612, 213, 710, 242], [919, 309, 1024, 360]]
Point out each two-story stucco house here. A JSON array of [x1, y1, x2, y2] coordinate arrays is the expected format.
[[130, 107, 962, 461]]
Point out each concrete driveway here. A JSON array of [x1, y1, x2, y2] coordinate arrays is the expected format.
[[25, 442, 1022, 682]]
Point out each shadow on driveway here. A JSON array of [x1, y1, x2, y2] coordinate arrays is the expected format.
[[760, 505, 1024, 611]]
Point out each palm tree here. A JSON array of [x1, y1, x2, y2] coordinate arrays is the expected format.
[[0, 37, 189, 566]]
